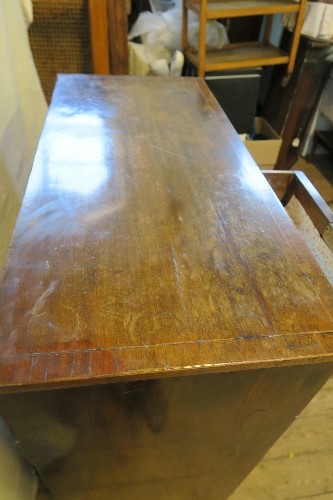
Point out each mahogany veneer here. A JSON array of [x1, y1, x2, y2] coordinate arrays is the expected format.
[[0, 76, 333, 498]]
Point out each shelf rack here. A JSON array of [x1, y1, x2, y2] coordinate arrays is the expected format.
[[182, 0, 308, 78]]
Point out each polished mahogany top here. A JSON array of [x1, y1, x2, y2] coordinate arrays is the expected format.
[[0, 75, 333, 391]]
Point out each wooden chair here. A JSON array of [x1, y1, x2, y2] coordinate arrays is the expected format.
[[263, 169, 333, 253]]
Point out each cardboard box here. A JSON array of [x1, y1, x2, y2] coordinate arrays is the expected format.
[[243, 117, 282, 168]]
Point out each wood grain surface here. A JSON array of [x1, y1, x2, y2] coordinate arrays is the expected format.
[[0, 75, 333, 392], [1, 363, 332, 499]]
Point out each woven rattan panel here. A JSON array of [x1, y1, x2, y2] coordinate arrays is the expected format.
[[29, 0, 92, 103]]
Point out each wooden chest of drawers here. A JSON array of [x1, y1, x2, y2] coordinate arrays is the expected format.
[[0, 76, 332, 499]]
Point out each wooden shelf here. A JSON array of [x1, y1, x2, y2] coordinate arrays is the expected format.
[[182, 0, 308, 78], [186, 0, 301, 18], [185, 43, 289, 71]]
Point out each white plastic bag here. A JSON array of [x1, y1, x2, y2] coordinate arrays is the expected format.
[[189, 18, 229, 50], [128, 0, 229, 65], [128, 11, 173, 63], [149, 0, 175, 13]]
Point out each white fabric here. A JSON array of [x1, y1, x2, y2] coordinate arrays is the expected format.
[[0, 2, 45, 495], [20, 0, 34, 26], [283, 3, 333, 40], [0, 419, 38, 500], [128, 41, 151, 76], [0, 0, 47, 270]]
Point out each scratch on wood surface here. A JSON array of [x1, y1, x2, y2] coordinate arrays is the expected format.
[[124, 312, 143, 343], [82, 202, 123, 224], [63, 305, 86, 335], [150, 144, 190, 162], [70, 353, 77, 378], [170, 242, 190, 330], [29, 355, 39, 382], [30, 281, 58, 317]]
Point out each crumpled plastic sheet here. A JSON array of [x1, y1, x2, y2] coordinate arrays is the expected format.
[[128, 0, 229, 64]]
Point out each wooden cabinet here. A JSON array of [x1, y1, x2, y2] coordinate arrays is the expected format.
[[182, 0, 307, 78], [1, 76, 333, 498]]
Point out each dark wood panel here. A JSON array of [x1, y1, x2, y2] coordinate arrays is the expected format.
[[107, 0, 129, 74], [1, 364, 332, 499]]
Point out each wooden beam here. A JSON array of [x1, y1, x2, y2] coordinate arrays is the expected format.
[[107, 0, 129, 75], [88, 0, 110, 74]]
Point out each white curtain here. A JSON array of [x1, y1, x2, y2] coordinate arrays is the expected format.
[[0, 0, 47, 271], [0, 1, 45, 492], [0, 418, 38, 500], [283, 1, 333, 40]]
